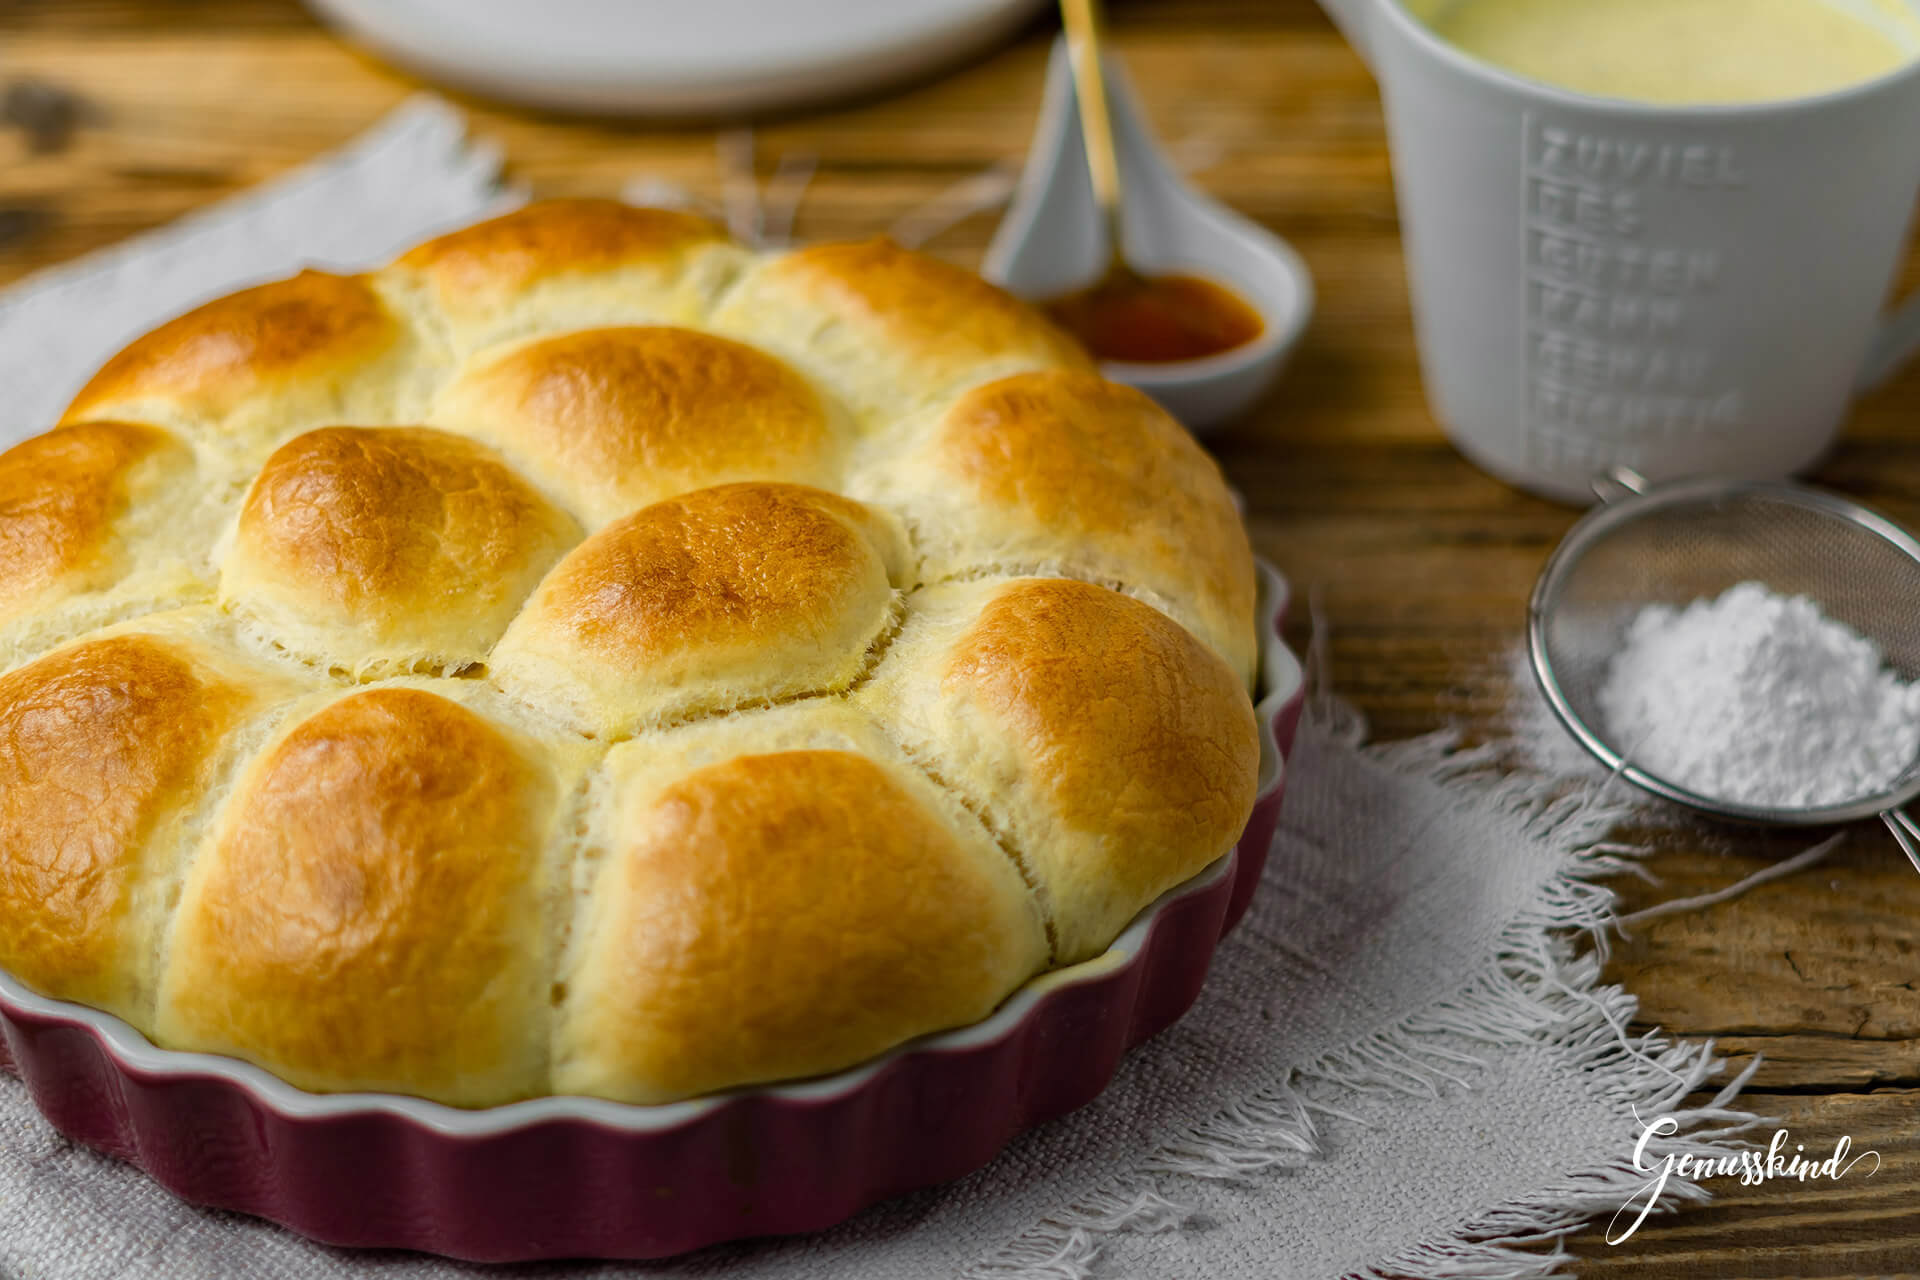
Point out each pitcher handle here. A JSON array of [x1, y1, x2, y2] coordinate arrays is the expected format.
[[1318, 0, 1375, 68], [1859, 291, 1920, 393]]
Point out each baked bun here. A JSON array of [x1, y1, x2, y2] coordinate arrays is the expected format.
[[0, 421, 217, 669], [555, 703, 1047, 1104], [61, 271, 439, 466], [220, 426, 580, 678], [710, 237, 1093, 425], [389, 199, 743, 353], [0, 201, 1260, 1108], [156, 684, 584, 1105], [858, 578, 1261, 962], [0, 614, 302, 1027], [492, 483, 908, 736], [850, 370, 1257, 684], [434, 325, 847, 526]]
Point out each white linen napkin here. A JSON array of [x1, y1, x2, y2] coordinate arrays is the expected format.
[[0, 96, 508, 449]]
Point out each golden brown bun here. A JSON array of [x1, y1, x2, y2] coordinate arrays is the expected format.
[[853, 371, 1258, 686], [156, 686, 571, 1106], [858, 578, 1260, 962], [555, 703, 1047, 1103], [0, 421, 193, 625], [493, 483, 907, 736], [1, 202, 1261, 1106], [60, 272, 433, 464], [710, 238, 1092, 426], [0, 621, 299, 1024], [388, 199, 744, 352], [433, 326, 847, 527], [0, 421, 223, 677], [221, 427, 580, 678]]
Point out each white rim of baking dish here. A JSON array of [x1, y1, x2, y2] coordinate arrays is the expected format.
[[0, 560, 1301, 1138]]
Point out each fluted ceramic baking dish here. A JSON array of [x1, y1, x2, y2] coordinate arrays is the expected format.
[[0, 559, 1303, 1262]]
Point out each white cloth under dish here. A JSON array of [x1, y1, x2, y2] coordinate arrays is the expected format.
[[0, 100, 1759, 1280]]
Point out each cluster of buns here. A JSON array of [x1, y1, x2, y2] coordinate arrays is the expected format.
[[0, 201, 1260, 1107]]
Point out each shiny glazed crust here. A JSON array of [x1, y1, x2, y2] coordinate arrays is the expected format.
[[0, 200, 1260, 1108]]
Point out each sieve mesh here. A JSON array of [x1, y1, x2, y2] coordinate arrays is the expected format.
[[1528, 479, 1920, 822]]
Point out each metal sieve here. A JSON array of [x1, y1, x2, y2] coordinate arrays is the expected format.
[[1528, 468, 1920, 875]]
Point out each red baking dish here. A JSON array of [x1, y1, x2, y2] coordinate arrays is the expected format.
[[0, 560, 1304, 1262]]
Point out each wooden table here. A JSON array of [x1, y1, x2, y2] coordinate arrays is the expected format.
[[2, 1, 1915, 1273]]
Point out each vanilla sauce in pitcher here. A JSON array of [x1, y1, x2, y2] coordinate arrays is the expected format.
[[1422, 0, 1916, 104]]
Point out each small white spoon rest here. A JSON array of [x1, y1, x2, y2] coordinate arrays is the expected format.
[[985, 36, 1315, 433]]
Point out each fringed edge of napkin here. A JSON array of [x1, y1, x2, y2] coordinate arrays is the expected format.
[[964, 709, 1767, 1280]]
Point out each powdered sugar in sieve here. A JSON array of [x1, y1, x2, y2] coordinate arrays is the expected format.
[[1528, 469, 1920, 875]]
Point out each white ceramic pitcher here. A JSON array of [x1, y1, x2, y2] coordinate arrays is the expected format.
[[1319, 0, 1920, 503]]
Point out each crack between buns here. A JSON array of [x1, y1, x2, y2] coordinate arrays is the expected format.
[[871, 724, 1064, 966]]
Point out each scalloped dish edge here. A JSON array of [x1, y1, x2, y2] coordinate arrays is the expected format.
[[0, 559, 1303, 1140]]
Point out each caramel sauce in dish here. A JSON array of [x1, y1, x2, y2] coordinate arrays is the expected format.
[[1042, 272, 1264, 365], [1422, 0, 1919, 105]]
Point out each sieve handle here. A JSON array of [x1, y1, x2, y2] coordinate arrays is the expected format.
[[1881, 809, 1920, 877], [1590, 465, 1649, 505]]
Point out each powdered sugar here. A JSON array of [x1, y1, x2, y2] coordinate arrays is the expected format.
[[1597, 581, 1920, 808]]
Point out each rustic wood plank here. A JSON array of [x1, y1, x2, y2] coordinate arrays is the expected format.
[[1606, 848, 1920, 1042], [0, 22, 1388, 278], [1710, 1035, 1920, 1092], [0, 0, 318, 31], [1565, 1092, 1920, 1277]]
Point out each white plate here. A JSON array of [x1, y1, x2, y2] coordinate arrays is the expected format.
[[304, 0, 1049, 116]]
